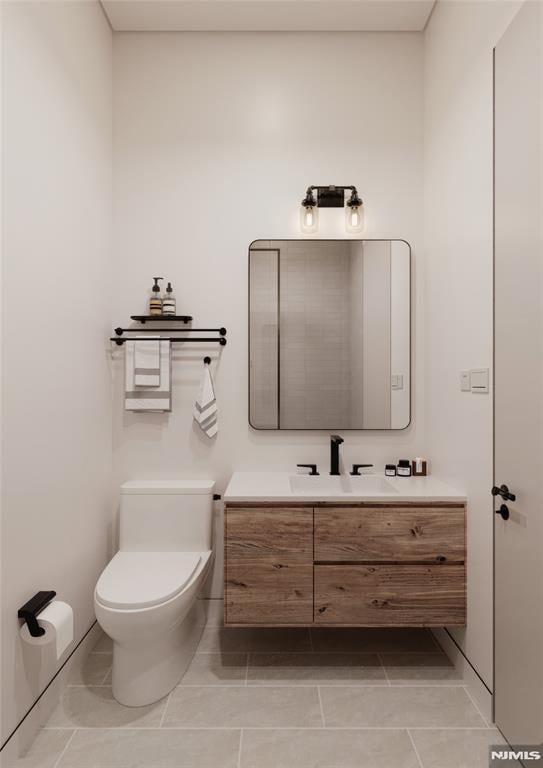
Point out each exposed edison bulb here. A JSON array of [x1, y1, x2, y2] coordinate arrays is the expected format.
[[300, 204, 319, 234], [345, 202, 364, 234]]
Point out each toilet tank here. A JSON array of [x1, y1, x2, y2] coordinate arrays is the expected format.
[[119, 480, 215, 552]]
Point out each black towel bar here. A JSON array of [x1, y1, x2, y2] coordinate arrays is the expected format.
[[18, 591, 56, 638], [111, 336, 227, 347], [111, 326, 227, 347], [114, 327, 226, 336]]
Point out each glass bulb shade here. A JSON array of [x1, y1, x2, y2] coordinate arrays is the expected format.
[[345, 203, 364, 234], [300, 204, 319, 234]]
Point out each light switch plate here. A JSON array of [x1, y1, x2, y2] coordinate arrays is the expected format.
[[471, 368, 489, 393], [460, 370, 471, 392], [391, 374, 404, 390]]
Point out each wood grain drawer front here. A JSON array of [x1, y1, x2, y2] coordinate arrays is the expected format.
[[225, 507, 313, 624], [315, 564, 466, 626], [314, 507, 465, 563]]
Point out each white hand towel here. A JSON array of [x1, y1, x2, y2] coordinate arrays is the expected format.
[[125, 340, 171, 412], [194, 364, 218, 437], [134, 338, 160, 387]]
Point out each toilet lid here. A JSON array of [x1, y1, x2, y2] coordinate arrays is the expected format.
[[95, 551, 202, 610]]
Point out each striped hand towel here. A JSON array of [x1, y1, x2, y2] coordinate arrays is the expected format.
[[194, 363, 218, 437], [125, 340, 171, 412], [134, 338, 160, 387]]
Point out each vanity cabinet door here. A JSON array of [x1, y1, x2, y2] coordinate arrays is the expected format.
[[314, 564, 466, 626], [314, 506, 465, 563], [225, 507, 313, 625]]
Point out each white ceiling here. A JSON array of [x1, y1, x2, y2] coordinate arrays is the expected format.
[[101, 0, 436, 32]]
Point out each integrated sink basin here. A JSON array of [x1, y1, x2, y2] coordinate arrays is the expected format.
[[289, 473, 398, 497], [348, 475, 400, 495]]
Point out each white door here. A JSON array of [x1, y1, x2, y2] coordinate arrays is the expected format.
[[494, 0, 543, 744]]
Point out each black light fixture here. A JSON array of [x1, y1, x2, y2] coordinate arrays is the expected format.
[[300, 184, 364, 234]]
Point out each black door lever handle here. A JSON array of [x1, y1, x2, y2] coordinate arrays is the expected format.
[[491, 484, 516, 502], [495, 504, 510, 521]]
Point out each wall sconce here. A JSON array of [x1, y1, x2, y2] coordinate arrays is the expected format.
[[300, 185, 364, 234], [300, 187, 319, 234]]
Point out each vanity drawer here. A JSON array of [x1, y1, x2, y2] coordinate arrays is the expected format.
[[314, 506, 465, 563], [225, 507, 313, 624], [314, 564, 466, 626], [226, 563, 313, 624]]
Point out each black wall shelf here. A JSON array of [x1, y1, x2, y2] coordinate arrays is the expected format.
[[131, 315, 193, 324]]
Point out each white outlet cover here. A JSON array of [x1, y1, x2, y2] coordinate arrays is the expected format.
[[471, 368, 489, 394]]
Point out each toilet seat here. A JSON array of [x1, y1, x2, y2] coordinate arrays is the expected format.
[[95, 551, 202, 610]]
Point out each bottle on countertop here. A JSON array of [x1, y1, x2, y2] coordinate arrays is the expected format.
[[162, 282, 176, 316], [149, 277, 163, 315], [412, 458, 428, 476], [385, 464, 397, 477], [397, 459, 412, 477]]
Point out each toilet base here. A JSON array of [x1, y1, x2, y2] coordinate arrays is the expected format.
[[111, 598, 207, 707]]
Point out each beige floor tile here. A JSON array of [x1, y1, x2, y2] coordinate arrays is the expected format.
[[240, 728, 420, 768], [68, 653, 112, 686], [197, 626, 312, 653], [311, 627, 439, 653], [91, 633, 112, 653], [320, 686, 486, 728], [2, 729, 74, 768], [204, 599, 225, 626], [247, 652, 386, 685], [45, 687, 166, 728], [411, 728, 508, 768], [381, 652, 462, 685], [57, 728, 240, 768], [163, 686, 322, 727], [180, 652, 247, 685]]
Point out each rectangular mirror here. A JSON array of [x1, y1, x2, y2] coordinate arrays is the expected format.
[[249, 239, 411, 430]]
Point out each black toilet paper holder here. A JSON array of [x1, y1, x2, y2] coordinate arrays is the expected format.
[[18, 591, 56, 637]]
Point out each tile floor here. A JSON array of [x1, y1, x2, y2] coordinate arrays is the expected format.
[[10, 600, 505, 768]]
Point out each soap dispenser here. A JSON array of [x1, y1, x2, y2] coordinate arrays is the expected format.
[[149, 277, 163, 316], [162, 282, 176, 316]]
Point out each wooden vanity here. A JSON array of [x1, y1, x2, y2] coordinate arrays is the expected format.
[[224, 497, 466, 627]]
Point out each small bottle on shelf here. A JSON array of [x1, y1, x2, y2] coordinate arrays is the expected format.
[[149, 277, 163, 315], [162, 282, 176, 316]]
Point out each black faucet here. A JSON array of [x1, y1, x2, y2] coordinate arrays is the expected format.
[[330, 434, 344, 476]]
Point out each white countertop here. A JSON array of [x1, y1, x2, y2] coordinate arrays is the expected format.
[[223, 471, 466, 504]]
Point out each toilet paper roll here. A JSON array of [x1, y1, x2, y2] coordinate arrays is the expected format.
[[19, 601, 74, 659]]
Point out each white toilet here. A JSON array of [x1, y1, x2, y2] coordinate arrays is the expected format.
[[94, 480, 215, 707]]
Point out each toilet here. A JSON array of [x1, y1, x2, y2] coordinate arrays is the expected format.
[[94, 480, 215, 707]]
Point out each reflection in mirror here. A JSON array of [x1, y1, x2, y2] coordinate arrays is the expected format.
[[249, 240, 410, 430]]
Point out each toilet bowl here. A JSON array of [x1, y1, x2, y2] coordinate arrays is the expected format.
[[94, 480, 215, 706]]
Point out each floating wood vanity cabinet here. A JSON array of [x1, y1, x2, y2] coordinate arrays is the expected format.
[[224, 503, 466, 627]]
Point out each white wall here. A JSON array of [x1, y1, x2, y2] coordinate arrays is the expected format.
[[423, 0, 520, 689], [113, 31, 424, 592], [1, 0, 113, 746]]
